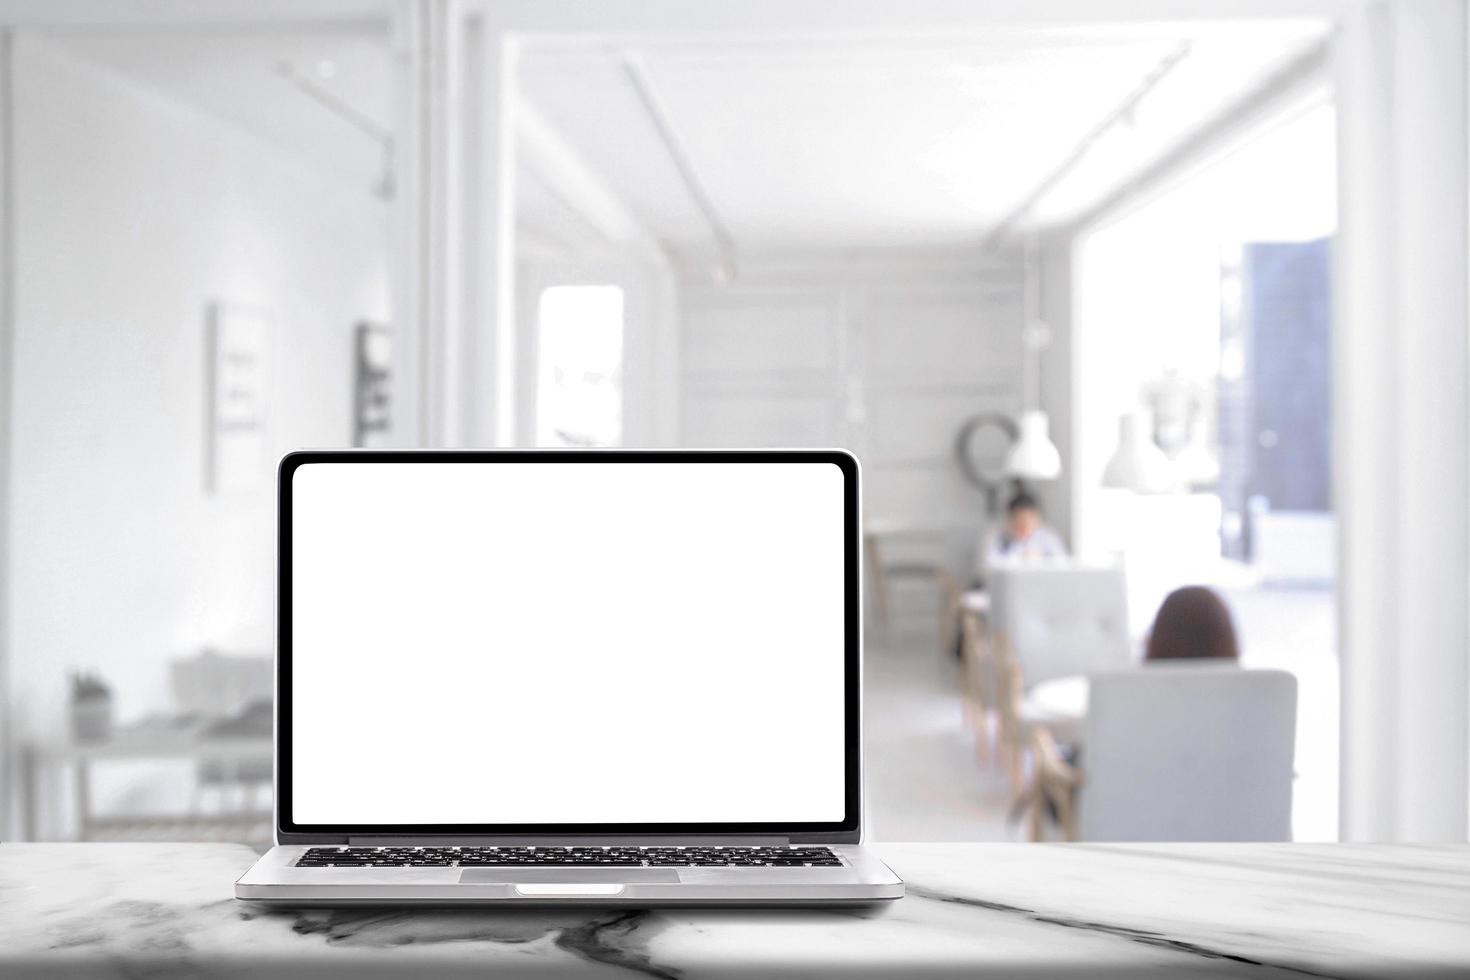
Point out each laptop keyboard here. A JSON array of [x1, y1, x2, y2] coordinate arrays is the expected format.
[[295, 845, 843, 868]]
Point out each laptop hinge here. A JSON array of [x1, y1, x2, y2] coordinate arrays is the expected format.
[[346, 835, 793, 847]]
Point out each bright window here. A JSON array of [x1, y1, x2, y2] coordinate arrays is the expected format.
[[535, 285, 624, 447]]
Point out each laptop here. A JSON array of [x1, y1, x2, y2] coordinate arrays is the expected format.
[[236, 448, 903, 905]]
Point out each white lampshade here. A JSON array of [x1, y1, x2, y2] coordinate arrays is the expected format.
[[1004, 410, 1062, 480], [1102, 410, 1176, 493]]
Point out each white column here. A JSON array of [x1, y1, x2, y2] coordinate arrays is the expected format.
[[1390, 0, 1470, 841], [0, 29, 15, 838], [391, 0, 515, 449], [465, 11, 517, 447], [1335, 0, 1470, 842], [429, 0, 465, 447], [390, 0, 460, 447]]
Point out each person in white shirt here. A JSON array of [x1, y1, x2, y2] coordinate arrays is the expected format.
[[984, 490, 1067, 566], [953, 490, 1070, 660]]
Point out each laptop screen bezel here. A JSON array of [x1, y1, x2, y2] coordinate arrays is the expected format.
[[275, 449, 862, 843]]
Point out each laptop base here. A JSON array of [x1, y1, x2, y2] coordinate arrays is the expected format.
[[236, 844, 903, 906]]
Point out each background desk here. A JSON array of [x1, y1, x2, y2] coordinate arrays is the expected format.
[[21, 725, 273, 844], [2, 842, 1467, 978]]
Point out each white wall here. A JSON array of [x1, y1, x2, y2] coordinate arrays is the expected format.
[[6, 36, 389, 833], [676, 248, 1024, 575], [1037, 235, 1073, 545]]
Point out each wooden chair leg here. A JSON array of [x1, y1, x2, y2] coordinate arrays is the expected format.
[[1027, 781, 1046, 842], [958, 609, 998, 765], [995, 635, 1029, 802], [935, 568, 961, 658], [1058, 791, 1078, 842], [1007, 740, 1027, 799], [1031, 726, 1083, 842], [973, 708, 991, 763]]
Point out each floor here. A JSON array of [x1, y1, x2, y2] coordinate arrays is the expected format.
[[862, 581, 1340, 842], [863, 633, 1019, 842]]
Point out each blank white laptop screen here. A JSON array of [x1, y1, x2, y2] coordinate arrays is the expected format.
[[289, 459, 848, 826]]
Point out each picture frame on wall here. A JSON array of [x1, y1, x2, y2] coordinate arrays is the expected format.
[[353, 322, 391, 447], [206, 304, 271, 494]]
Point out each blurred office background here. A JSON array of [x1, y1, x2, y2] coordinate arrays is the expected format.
[[0, 0, 1463, 847]]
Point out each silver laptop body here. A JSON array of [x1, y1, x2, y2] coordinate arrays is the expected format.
[[236, 449, 903, 906]]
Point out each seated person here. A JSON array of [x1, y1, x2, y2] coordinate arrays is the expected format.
[[955, 491, 1067, 659], [1020, 585, 1241, 832], [1025, 585, 1240, 740], [1145, 586, 1240, 662], [983, 490, 1067, 568]]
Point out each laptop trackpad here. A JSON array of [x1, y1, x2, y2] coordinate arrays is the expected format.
[[460, 868, 679, 884]]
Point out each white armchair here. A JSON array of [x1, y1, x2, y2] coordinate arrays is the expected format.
[[986, 564, 1131, 794], [990, 565, 1132, 688], [1032, 664, 1298, 841]]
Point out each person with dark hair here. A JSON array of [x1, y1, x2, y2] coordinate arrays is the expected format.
[[1145, 586, 1240, 662], [1018, 586, 1246, 836], [984, 490, 1067, 565], [954, 490, 1068, 661]]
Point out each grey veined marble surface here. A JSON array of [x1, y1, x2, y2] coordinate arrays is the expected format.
[[2, 842, 1468, 978]]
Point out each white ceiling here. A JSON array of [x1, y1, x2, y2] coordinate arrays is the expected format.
[[49, 19, 1330, 254], [51, 30, 393, 195], [518, 22, 1329, 253]]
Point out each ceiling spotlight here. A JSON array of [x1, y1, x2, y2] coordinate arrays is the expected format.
[[315, 59, 339, 81]]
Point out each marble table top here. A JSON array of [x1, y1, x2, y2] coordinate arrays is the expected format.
[[2, 842, 1468, 978]]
